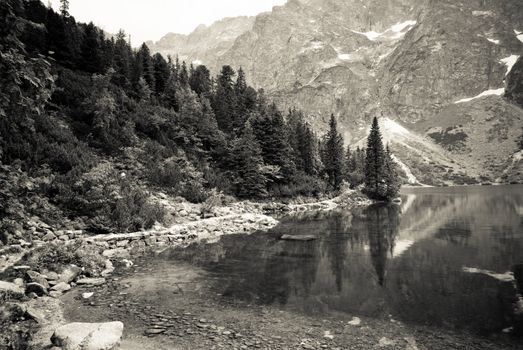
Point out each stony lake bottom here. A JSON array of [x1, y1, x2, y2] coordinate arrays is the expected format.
[[62, 185, 523, 349]]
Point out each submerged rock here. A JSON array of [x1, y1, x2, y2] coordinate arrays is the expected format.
[[82, 292, 94, 299], [51, 321, 123, 350], [280, 234, 317, 241], [347, 317, 361, 326]]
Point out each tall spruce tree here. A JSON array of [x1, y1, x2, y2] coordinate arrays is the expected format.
[[212, 65, 236, 133], [230, 121, 268, 198], [364, 117, 387, 199], [152, 53, 169, 95], [252, 104, 295, 180], [179, 61, 189, 86], [80, 22, 102, 74], [384, 144, 401, 200], [323, 114, 344, 190], [189, 64, 211, 97], [112, 30, 131, 89], [59, 0, 69, 17], [136, 43, 155, 90]]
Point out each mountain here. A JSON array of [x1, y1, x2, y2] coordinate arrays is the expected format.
[[146, 16, 255, 66], [148, 0, 523, 185]]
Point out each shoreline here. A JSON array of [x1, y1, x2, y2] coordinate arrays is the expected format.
[[0, 190, 371, 349]]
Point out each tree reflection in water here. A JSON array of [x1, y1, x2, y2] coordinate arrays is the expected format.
[[159, 186, 523, 334], [364, 204, 400, 286]]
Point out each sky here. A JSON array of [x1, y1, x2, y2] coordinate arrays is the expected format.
[[48, 0, 287, 47]]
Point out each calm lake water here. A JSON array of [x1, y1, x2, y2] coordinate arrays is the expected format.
[[158, 185, 523, 334]]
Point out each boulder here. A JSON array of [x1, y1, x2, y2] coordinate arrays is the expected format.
[[45, 271, 59, 281], [42, 232, 56, 241], [25, 270, 50, 289], [0, 280, 25, 300], [59, 265, 82, 284], [51, 321, 124, 350], [102, 248, 129, 259], [280, 234, 317, 241], [51, 282, 71, 293], [25, 306, 46, 323], [49, 291, 63, 298], [26, 282, 47, 296], [101, 260, 114, 277]]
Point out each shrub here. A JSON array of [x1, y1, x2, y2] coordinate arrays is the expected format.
[[23, 241, 106, 276], [52, 161, 165, 233], [148, 153, 208, 203]]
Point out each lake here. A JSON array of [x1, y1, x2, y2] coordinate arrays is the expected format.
[[157, 185, 523, 335]]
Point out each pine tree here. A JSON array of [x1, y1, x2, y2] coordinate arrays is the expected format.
[[233, 67, 257, 131], [384, 144, 401, 200], [323, 114, 344, 190], [152, 53, 169, 95], [212, 65, 236, 133], [112, 30, 131, 89], [162, 67, 179, 110], [80, 22, 102, 74], [230, 121, 268, 198], [59, 0, 69, 17], [189, 64, 211, 97], [344, 145, 352, 179], [136, 43, 155, 90], [364, 117, 387, 199], [179, 61, 189, 86], [252, 104, 295, 180]]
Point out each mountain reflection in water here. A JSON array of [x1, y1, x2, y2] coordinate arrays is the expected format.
[[160, 185, 523, 334]]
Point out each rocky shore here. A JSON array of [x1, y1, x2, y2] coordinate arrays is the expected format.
[[0, 190, 371, 349]]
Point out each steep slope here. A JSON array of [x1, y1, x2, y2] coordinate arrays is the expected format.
[[146, 16, 255, 66], [148, 0, 523, 184]]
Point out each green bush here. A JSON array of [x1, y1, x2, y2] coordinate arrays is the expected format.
[[52, 161, 165, 233], [23, 241, 106, 276], [148, 153, 208, 203]]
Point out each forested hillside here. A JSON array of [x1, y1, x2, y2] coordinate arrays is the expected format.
[[0, 0, 398, 242]]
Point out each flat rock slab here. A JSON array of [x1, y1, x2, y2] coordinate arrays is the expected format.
[[51, 321, 123, 350], [51, 282, 71, 293], [76, 278, 106, 286], [280, 234, 317, 241]]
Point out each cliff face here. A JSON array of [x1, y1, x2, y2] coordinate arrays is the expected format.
[[148, 0, 523, 184], [146, 16, 255, 66]]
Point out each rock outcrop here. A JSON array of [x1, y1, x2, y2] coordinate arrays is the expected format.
[[148, 0, 523, 184], [51, 321, 124, 350]]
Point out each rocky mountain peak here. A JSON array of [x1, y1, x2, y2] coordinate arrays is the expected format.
[[146, 0, 523, 184]]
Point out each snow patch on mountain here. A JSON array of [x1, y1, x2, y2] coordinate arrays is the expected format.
[[453, 55, 518, 103], [192, 59, 203, 66], [454, 88, 505, 103], [472, 10, 494, 17], [352, 20, 416, 42], [338, 53, 354, 61], [500, 55, 520, 76], [392, 239, 414, 258], [391, 154, 419, 184], [515, 30, 523, 43], [382, 117, 410, 135]]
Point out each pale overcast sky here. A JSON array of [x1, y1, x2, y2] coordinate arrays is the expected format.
[[48, 0, 287, 46]]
